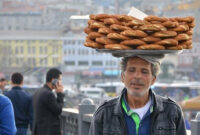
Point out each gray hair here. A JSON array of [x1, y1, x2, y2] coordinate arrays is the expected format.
[[120, 57, 160, 77]]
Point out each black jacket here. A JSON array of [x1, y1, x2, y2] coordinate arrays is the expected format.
[[5, 86, 33, 129], [32, 85, 64, 135], [89, 89, 186, 135]]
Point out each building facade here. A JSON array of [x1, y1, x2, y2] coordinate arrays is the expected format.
[[0, 32, 63, 74], [63, 37, 120, 76]]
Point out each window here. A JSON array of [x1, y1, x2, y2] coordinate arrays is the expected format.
[[32, 46, 36, 54], [40, 58, 43, 65], [53, 58, 57, 65], [20, 58, 24, 65], [20, 46, 24, 54], [28, 46, 31, 54], [68, 49, 71, 55], [44, 58, 48, 65], [78, 61, 88, 66], [15, 58, 19, 65], [9, 58, 12, 66], [44, 46, 48, 54], [32, 58, 36, 66], [65, 61, 75, 66], [64, 40, 67, 44], [40, 46, 43, 54], [15, 47, 19, 54], [72, 49, 75, 55], [71, 40, 75, 45], [92, 61, 102, 66], [28, 58, 31, 65]]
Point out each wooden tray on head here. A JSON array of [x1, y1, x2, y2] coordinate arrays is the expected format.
[[96, 49, 183, 57]]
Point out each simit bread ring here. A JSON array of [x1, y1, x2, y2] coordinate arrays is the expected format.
[[162, 21, 179, 28], [137, 44, 165, 50], [175, 34, 190, 41], [178, 43, 187, 49], [153, 31, 177, 38], [88, 19, 95, 25], [186, 30, 193, 35], [110, 24, 131, 31], [149, 21, 162, 24], [180, 40, 192, 46], [166, 46, 183, 50], [121, 30, 148, 38], [89, 14, 95, 20], [84, 37, 104, 49], [84, 41, 104, 49], [120, 39, 146, 46], [187, 45, 192, 49], [84, 27, 91, 34], [175, 16, 194, 23], [88, 32, 105, 40], [139, 24, 167, 31], [156, 39, 178, 46], [98, 27, 116, 34], [125, 18, 145, 26], [188, 21, 195, 28], [107, 33, 131, 40], [96, 37, 119, 44], [104, 18, 121, 25], [170, 24, 189, 32], [84, 27, 97, 34], [89, 21, 106, 29], [92, 14, 113, 20], [113, 14, 134, 22], [169, 18, 177, 22], [144, 15, 169, 22], [142, 36, 161, 43], [105, 44, 132, 50]]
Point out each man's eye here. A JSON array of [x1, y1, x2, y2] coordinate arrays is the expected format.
[[142, 70, 149, 74], [128, 69, 135, 72]]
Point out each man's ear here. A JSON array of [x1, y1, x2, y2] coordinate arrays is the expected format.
[[21, 81, 24, 86], [121, 72, 124, 83], [151, 76, 156, 85]]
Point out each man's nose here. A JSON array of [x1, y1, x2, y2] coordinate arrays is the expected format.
[[134, 71, 142, 78]]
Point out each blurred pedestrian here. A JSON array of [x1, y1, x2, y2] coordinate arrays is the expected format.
[[0, 94, 16, 135], [5, 72, 33, 135], [32, 68, 64, 135], [89, 55, 186, 135], [0, 78, 8, 94]]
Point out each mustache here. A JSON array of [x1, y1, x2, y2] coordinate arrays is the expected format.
[[131, 79, 145, 86]]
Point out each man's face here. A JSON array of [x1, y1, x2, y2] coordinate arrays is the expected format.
[[2, 80, 7, 86], [57, 75, 62, 85], [52, 75, 62, 89], [121, 57, 156, 97]]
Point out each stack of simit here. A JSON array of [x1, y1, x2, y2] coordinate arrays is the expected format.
[[84, 14, 195, 50]]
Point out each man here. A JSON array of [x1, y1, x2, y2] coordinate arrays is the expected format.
[[0, 78, 8, 94], [0, 95, 16, 135], [5, 72, 33, 135], [32, 68, 64, 135], [89, 55, 186, 135]]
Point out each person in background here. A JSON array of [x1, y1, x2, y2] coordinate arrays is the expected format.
[[5, 72, 33, 135], [0, 78, 8, 94], [89, 55, 186, 135], [32, 68, 64, 135], [0, 94, 16, 135]]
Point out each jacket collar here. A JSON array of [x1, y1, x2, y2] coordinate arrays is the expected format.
[[11, 86, 22, 90], [44, 84, 52, 91], [113, 88, 164, 115]]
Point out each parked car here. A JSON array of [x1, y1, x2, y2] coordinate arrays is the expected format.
[[80, 87, 109, 105]]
